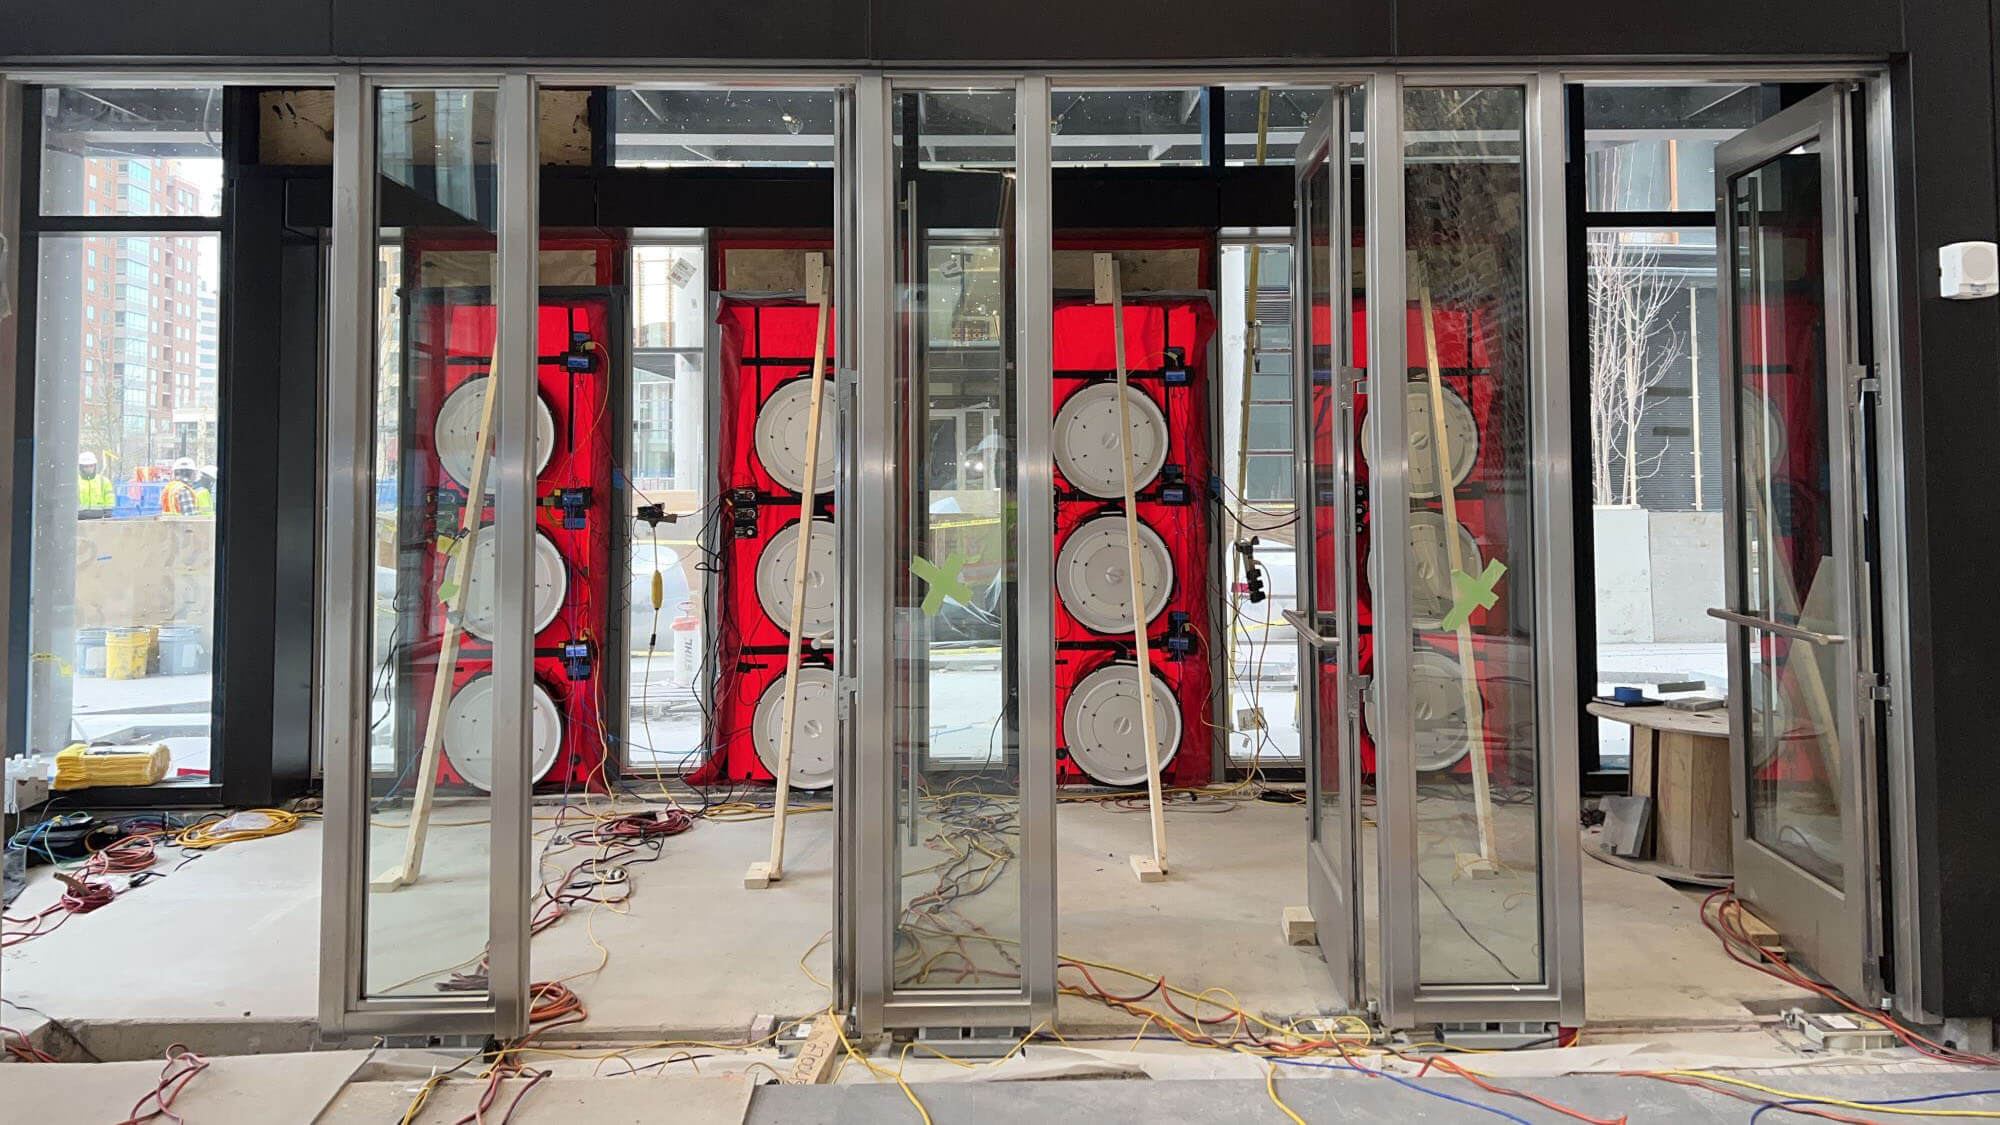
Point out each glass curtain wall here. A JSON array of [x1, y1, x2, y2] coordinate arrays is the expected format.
[[25, 87, 224, 790]]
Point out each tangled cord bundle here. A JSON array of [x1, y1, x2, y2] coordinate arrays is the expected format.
[[112, 1043, 210, 1125]]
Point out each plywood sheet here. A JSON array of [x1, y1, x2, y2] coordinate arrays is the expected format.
[[9, 1050, 372, 1124], [319, 1075, 754, 1123]]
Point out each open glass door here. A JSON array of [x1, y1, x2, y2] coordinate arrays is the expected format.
[[1713, 87, 1879, 1003], [1287, 88, 1363, 1009]]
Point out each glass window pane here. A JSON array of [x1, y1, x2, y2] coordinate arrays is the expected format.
[[1218, 242, 1302, 768], [1051, 88, 1205, 167], [612, 88, 836, 168], [1251, 368, 1291, 393], [1586, 227, 1721, 513], [1245, 454, 1294, 502], [39, 87, 223, 217], [364, 88, 499, 1000], [27, 234, 221, 789], [1223, 87, 1328, 166], [1401, 85, 1542, 987], [1248, 403, 1291, 451], [894, 88, 1021, 990], [1585, 225, 1726, 769], [633, 243, 706, 349], [1729, 153, 1844, 888], [1583, 85, 1773, 212]]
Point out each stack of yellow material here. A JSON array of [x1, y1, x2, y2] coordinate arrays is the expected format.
[[52, 742, 171, 789]]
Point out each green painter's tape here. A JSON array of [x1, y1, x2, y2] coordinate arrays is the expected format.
[[1441, 558, 1507, 632]]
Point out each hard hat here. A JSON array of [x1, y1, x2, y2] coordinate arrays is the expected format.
[[78, 451, 98, 468], [200, 465, 217, 478], [172, 457, 196, 472]]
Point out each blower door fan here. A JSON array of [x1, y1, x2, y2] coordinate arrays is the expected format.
[[1056, 515, 1174, 634], [1053, 381, 1169, 498], [756, 518, 839, 642], [433, 375, 557, 493], [441, 676, 565, 792], [1366, 511, 1482, 629], [1063, 662, 1183, 787], [752, 667, 839, 790], [754, 376, 836, 495], [1362, 648, 1479, 772], [1364, 381, 1479, 499], [459, 528, 569, 643]]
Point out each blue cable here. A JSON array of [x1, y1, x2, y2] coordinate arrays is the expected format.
[[1268, 1054, 1536, 1125], [1747, 1085, 2000, 1123]]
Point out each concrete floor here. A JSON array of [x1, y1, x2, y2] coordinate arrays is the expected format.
[[3, 792, 1808, 1056]]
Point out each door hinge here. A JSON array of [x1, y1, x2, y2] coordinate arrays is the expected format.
[[1350, 674, 1374, 718], [1863, 672, 1891, 705], [1849, 365, 1880, 405]]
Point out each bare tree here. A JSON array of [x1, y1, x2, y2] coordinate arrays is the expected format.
[[1586, 144, 1688, 507]]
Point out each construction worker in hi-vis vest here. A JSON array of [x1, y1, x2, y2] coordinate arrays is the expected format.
[[161, 457, 201, 516], [77, 451, 114, 515]]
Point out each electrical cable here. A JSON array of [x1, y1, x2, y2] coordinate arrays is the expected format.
[[2, 1023, 57, 1063], [1748, 1086, 2000, 1124], [173, 807, 315, 850], [1269, 1054, 1537, 1125], [112, 1043, 210, 1125], [1701, 887, 2000, 1066]]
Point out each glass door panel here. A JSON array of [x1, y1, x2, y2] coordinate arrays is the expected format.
[[1714, 88, 1872, 1001], [1399, 84, 1544, 989], [362, 87, 502, 1003], [321, 73, 537, 1040], [1372, 74, 1581, 1027], [893, 88, 1020, 991], [1291, 88, 1363, 1009]]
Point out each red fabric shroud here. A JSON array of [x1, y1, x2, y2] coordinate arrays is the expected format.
[[1052, 296, 1217, 789], [695, 296, 838, 786], [398, 234, 620, 794]]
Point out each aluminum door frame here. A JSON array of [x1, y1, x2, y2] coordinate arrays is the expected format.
[[848, 74, 1058, 1035], [1289, 87, 1366, 1011], [1712, 86, 1879, 1005], [1369, 70, 1586, 1029]]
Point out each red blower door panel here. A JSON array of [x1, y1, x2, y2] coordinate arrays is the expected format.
[[698, 296, 839, 790], [1052, 297, 1216, 789], [396, 248, 620, 794]]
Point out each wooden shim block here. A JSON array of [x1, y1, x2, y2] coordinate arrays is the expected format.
[[785, 1020, 843, 1085], [1130, 854, 1166, 883], [1282, 906, 1317, 946], [743, 862, 776, 890], [1735, 904, 1786, 954], [1455, 852, 1502, 879]]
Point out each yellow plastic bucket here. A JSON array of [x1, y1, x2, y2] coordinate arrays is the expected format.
[[105, 628, 152, 680]]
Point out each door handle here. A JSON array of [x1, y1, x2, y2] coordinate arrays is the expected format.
[[1281, 609, 1339, 650], [1706, 607, 1848, 646]]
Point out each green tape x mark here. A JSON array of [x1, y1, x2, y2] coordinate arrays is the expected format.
[[911, 552, 975, 616], [1440, 558, 1508, 632]]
